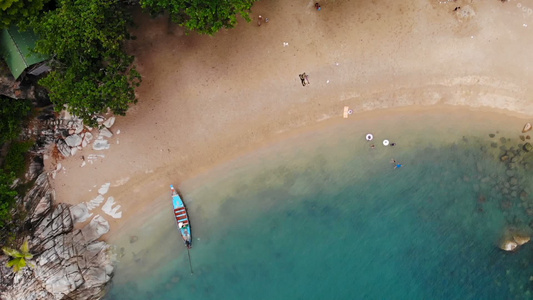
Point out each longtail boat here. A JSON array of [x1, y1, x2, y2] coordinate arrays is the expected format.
[[170, 185, 192, 249]]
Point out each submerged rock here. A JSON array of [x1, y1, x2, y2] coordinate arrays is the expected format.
[[523, 143, 532, 152], [500, 240, 518, 251], [513, 235, 530, 246]]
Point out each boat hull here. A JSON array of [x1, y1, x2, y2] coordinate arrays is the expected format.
[[170, 185, 192, 248]]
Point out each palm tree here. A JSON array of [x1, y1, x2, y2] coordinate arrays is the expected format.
[[2, 239, 35, 272]]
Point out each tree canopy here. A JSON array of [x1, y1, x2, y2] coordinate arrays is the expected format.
[[0, 0, 50, 29], [29, 0, 140, 122], [0, 96, 31, 145], [140, 0, 257, 35]]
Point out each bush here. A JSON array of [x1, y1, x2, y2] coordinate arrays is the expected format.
[[0, 97, 31, 144], [2, 141, 35, 178], [0, 171, 17, 229]]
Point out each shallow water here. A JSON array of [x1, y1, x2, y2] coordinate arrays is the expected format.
[[105, 108, 533, 300]]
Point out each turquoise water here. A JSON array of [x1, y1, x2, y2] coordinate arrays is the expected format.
[[105, 109, 533, 300]]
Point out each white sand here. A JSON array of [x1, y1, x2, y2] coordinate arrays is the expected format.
[[46, 0, 533, 240]]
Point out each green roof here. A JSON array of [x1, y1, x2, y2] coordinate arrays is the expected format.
[[0, 26, 48, 79]]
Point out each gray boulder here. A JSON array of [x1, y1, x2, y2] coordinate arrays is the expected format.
[[102, 117, 115, 129], [80, 215, 109, 244], [98, 128, 113, 138], [69, 203, 92, 224], [56, 140, 71, 158], [64, 134, 83, 147], [92, 139, 110, 151]]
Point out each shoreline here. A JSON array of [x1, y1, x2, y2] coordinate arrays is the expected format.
[[45, 0, 533, 242], [65, 105, 532, 243]]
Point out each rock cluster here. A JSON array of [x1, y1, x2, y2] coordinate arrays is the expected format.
[[0, 172, 114, 300], [499, 233, 531, 252], [485, 125, 533, 253], [24, 109, 117, 163], [50, 115, 116, 158], [490, 131, 533, 214]]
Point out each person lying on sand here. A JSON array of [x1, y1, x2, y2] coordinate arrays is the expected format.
[[299, 74, 306, 86]]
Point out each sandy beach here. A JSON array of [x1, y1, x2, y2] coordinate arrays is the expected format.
[[46, 0, 533, 240]]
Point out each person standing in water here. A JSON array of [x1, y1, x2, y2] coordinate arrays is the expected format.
[[391, 158, 402, 169]]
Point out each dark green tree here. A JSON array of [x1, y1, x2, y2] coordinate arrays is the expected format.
[[0, 0, 49, 29], [29, 0, 140, 122], [140, 0, 257, 35], [0, 96, 31, 144]]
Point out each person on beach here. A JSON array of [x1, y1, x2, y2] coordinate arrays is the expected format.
[[258, 15, 263, 26], [304, 73, 310, 84], [299, 74, 306, 86], [315, 3, 321, 11]]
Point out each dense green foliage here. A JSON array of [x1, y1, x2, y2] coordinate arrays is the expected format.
[[0, 171, 16, 229], [140, 0, 256, 35], [29, 0, 141, 122], [0, 96, 31, 144], [0, 0, 50, 29], [3, 141, 34, 177], [0, 97, 29, 241], [2, 239, 34, 272]]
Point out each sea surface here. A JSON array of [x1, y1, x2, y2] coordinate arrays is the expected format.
[[105, 108, 533, 300]]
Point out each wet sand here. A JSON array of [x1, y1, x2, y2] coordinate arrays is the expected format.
[[46, 0, 533, 240]]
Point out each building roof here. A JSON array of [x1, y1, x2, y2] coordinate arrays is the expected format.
[[0, 26, 48, 79]]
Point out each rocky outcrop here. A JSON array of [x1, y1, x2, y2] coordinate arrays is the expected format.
[[41, 113, 117, 169], [512, 235, 530, 246], [499, 240, 518, 251], [0, 172, 114, 300], [499, 230, 531, 252]]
